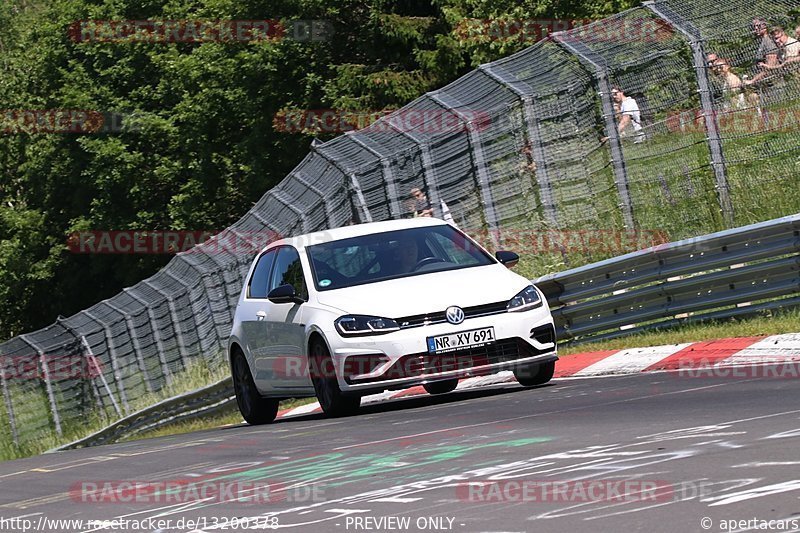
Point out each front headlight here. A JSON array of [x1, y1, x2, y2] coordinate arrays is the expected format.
[[335, 315, 400, 336], [507, 285, 543, 312]]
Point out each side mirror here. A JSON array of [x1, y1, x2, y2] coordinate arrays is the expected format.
[[495, 251, 519, 269], [267, 284, 303, 304]]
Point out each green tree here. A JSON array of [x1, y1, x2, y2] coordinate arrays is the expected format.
[[0, 0, 635, 339]]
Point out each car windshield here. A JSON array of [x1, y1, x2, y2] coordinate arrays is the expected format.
[[307, 225, 495, 291]]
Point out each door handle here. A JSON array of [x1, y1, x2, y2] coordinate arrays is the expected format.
[[256, 311, 267, 321]]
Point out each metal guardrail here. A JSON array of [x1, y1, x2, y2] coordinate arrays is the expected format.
[[534, 213, 800, 344], [52, 377, 235, 451], [54, 213, 800, 449]]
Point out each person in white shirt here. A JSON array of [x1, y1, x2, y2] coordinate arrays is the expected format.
[[611, 86, 645, 143], [714, 58, 760, 111], [762, 26, 800, 68]]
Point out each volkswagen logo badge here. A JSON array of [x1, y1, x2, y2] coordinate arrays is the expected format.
[[445, 306, 465, 325]]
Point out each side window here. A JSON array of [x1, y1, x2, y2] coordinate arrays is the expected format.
[[248, 250, 277, 298], [269, 247, 308, 300]]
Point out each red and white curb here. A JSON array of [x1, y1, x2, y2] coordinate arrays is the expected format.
[[275, 333, 800, 420]]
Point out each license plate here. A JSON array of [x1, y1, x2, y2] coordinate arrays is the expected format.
[[427, 327, 495, 354]]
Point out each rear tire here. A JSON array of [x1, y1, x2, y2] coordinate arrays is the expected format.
[[514, 360, 555, 387], [423, 378, 459, 395], [232, 350, 279, 425], [310, 339, 361, 417]]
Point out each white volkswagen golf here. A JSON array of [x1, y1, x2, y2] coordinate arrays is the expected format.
[[228, 217, 557, 424]]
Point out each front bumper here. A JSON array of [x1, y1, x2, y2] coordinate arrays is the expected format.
[[327, 306, 557, 393]]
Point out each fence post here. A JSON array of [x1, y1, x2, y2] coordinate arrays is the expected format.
[[480, 64, 559, 227], [0, 363, 19, 445], [164, 259, 223, 363], [81, 310, 131, 414], [348, 133, 404, 220], [269, 189, 310, 233], [19, 335, 62, 436], [103, 300, 155, 393], [142, 280, 192, 373], [384, 122, 443, 223], [123, 288, 171, 387], [428, 91, 502, 236], [552, 34, 636, 230], [644, 1, 735, 227], [312, 148, 373, 223], [291, 171, 336, 228], [81, 335, 122, 417]]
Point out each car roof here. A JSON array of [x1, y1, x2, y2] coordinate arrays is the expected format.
[[267, 217, 449, 252]]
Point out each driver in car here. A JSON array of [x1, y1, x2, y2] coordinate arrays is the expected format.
[[392, 237, 419, 273]]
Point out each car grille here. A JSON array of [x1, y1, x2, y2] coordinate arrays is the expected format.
[[345, 337, 552, 384], [395, 301, 508, 329]]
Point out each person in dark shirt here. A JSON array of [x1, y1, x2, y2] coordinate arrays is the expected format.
[[745, 18, 780, 86], [409, 187, 433, 217]]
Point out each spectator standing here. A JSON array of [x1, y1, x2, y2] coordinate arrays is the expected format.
[[771, 26, 799, 65], [611, 86, 645, 143], [745, 18, 780, 86], [409, 187, 433, 217], [715, 58, 760, 112]]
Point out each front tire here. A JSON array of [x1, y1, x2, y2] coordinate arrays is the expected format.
[[232, 350, 279, 425], [310, 339, 361, 417], [423, 378, 459, 395], [514, 360, 555, 387]]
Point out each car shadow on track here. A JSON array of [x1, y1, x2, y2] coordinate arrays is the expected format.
[[220, 381, 557, 430]]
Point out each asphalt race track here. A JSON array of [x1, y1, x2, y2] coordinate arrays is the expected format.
[[2, 369, 800, 533]]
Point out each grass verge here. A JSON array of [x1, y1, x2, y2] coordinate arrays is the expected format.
[[0, 358, 231, 462]]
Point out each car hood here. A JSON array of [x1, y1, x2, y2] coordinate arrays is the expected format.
[[314, 264, 531, 317]]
